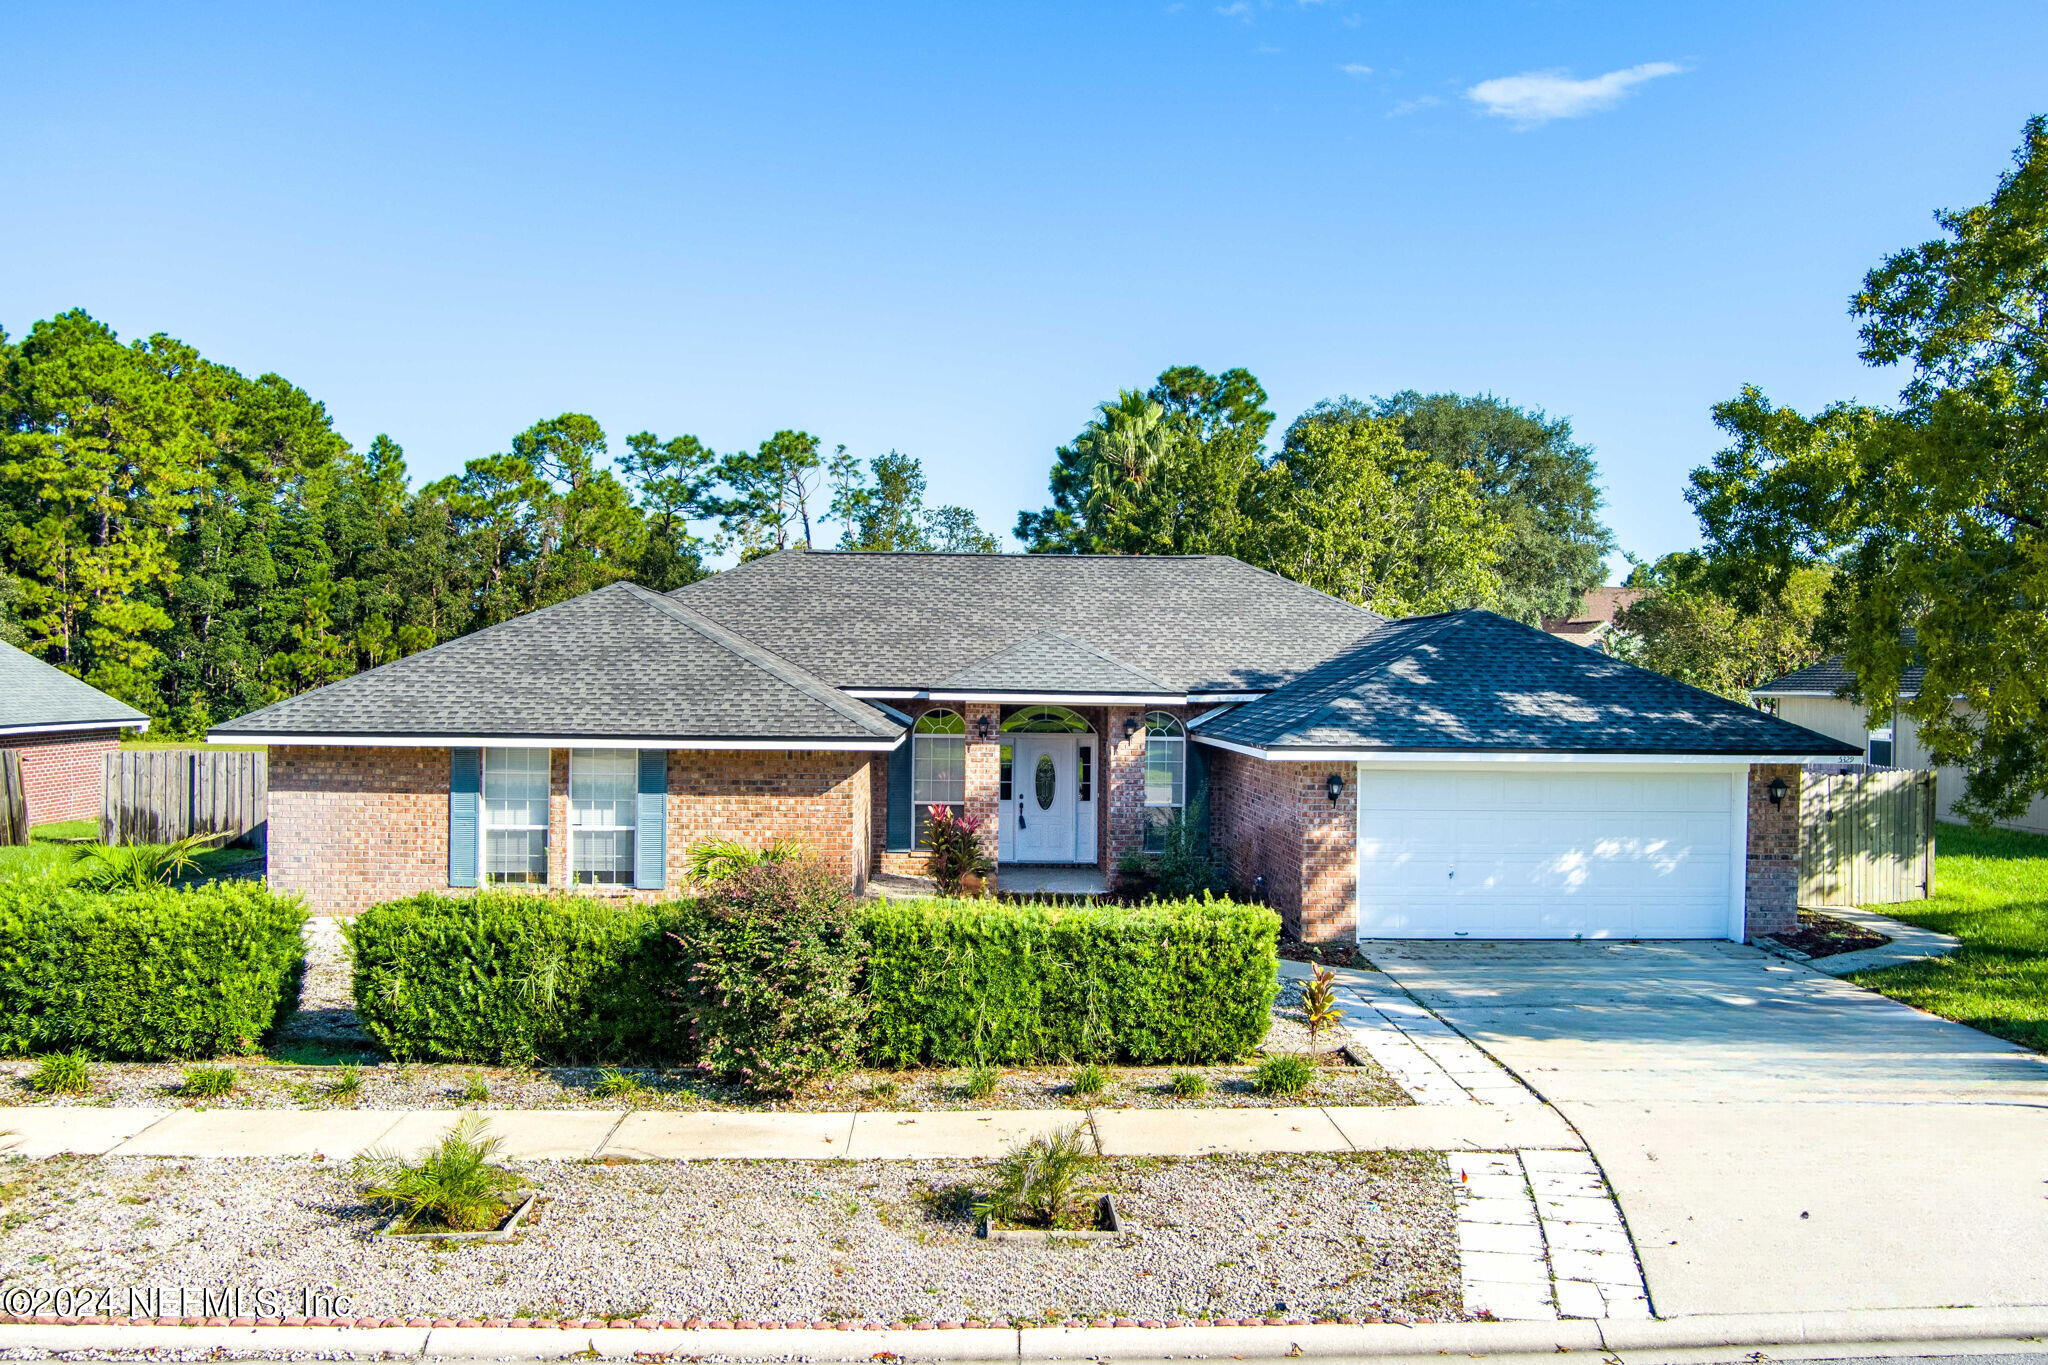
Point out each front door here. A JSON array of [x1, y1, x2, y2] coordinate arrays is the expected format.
[[1011, 735, 1077, 862]]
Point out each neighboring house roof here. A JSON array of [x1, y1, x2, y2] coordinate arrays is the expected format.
[[1198, 609, 1862, 758], [1753, 652, 1926, 699], [0, 640, 150, 736], [936, 631, 1176, 696], [208, 582, 902, 747], [1540, 585, 1644, 644], [667, 549, 1386, 694]]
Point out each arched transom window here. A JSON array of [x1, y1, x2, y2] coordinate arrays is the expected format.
[[1143, 711, 1186, 852], [912, 709, 966, 847]]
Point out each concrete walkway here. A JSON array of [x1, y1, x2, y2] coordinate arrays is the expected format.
[[1363, 940, 2048, 1319], [0, 1100, 1576, 1161]]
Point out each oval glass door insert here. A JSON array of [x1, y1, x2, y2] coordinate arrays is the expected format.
[[1034, 754, 1057, 809]]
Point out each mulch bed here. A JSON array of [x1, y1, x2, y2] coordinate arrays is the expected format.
[[1278, 940, 1366, 968], [1768, 910, 1893, 959]]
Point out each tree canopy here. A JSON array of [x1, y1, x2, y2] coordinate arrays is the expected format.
[[1613, 553, 1833, 700], [1687, 117, 2048, 822], [0, 309, 992, 731]]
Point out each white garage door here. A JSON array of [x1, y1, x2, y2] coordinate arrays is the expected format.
[[1354, 766, 1744, 940]]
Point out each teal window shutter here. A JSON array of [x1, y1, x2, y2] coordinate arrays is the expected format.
[[449, 748, 481, 887], [635, 749, 668, 889], [885, 739, 914, 851], [1188, 741, 1211, 837]]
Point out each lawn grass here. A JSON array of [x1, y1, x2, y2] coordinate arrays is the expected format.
[[0, 820, 254, 886], [0, 820, 100, 880], [1848, 821, 2048, 1052]]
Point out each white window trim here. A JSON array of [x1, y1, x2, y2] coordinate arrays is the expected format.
[[1192, 734, 1851, 765], [569, 748, 638, 887], [480, 747, 549, 885], [912, 711, 968, 847]]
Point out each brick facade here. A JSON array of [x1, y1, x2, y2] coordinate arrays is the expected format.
[[1206, 748, 1355, 943], [0, 727, 122, 826], [1744, 762, 1802, 940], [269, 744, 872, 914]]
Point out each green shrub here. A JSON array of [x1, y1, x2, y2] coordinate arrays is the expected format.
[[26, 1051, 92, 1095], [683, 859, 867, 1096], [860, 895, 1278, 1067], [956, 1062, 1001, 1100], [180, 1064, 238, 1097], [1114, 803, 1228, 899], [68, 834, 221, 891], [326, 1064, 364, 1103], [1253, 1052, 1315, 1097], [1067, 1062, 1110, 1098], [590, 1066, 647, 1101], [1167, 1069, 1208, 1098], [0, 881, 306, 1060], [973, 1124, 1097, 1230], [455, 1074, 491, 1105], [356, 1116, 527, 1233], [346, 893, 699, 1065], [684, 838, 803, 887]]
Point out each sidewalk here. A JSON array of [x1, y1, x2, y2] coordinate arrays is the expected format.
[[0, 1100, 1578, 1161]]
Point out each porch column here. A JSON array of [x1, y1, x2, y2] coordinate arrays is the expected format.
[[962, 702, 1002, 864], [1105, 705, 1149, 884], [547, 747, 571, 888]]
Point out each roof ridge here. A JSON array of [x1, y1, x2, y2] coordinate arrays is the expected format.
[[621, 584, 900, 737]]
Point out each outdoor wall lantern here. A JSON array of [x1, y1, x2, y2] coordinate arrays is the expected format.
[[973, 714, 996, 741], [1767, 776, 1789, 806], [1326, 771, 1346, 804], [1123, 717, 1140, 741]]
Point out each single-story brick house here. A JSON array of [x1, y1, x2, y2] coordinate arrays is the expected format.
[[211, 550, 1858, 940], [0, 640, 150, 824]]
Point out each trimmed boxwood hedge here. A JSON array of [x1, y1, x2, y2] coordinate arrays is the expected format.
[[347, 890, 1278, 1067], [0, 881, 308, 1060], [346, 892, 702, 1064], [858, 896, 1278, 1066]]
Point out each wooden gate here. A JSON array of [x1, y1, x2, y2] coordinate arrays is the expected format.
[[101, 749, 267, 848], [1798, 765, 1936, 907]]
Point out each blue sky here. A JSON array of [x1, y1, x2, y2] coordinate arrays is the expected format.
[[5, 1, 2043, 572]]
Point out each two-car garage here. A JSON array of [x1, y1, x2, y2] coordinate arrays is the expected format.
[[1351, 764, 1749, 941]]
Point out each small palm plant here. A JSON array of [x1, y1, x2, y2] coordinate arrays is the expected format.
[[1297, 965, 1345, 1045], [1167, 1070, 1208, 1099], [27, 1051, 92, 1096], [685, 838, 804, 887], [355, 1116, 527, 1234], [973, 1124, 1097, 1230], [455, 1074, 492, 1106], [1067, 1063, 1111, 1099], [70, 833, 222, 891], [956, 1063, 1001, 1101], [325, 1064, 364, 1103]]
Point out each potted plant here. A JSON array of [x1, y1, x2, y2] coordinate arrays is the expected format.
[[923, 806, 994, 897]]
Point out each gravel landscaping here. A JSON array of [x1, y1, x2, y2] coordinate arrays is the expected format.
[[0, 1151, 1460, 1324]]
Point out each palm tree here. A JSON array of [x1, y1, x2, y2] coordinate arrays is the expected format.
[[1076, 391, 1171, 525]]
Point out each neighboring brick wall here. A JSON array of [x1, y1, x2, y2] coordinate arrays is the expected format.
[[2, 728, 123, 825], [1745, 762, 1802, 940], [270, 744, 873, 914], [1206, 748, 1356, 943]]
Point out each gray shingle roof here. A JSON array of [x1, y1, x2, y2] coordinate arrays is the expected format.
[[1754, 652, 1925, 699], [210, 583, 901, 743], [668, 550, 1386, 693], [1200, 609, 1863, 756], [0, 641, 149, 732], [938, 632, 1175, 694]]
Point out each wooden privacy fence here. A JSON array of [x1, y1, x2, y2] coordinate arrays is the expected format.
[[1799, 764, 1936, 907], [101, 749, 267, 849], [0, 751, 25, 847]]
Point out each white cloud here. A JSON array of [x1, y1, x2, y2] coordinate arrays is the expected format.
[[1215, 1, 1253, 19], [1465, 61, 1683, 126], [1339, 62, 1372, 77]]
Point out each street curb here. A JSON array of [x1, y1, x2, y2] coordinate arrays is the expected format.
[[0, 1308, 2044, 1360]]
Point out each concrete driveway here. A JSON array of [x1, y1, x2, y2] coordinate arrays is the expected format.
[[1365, 940, 2048, 1317]]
